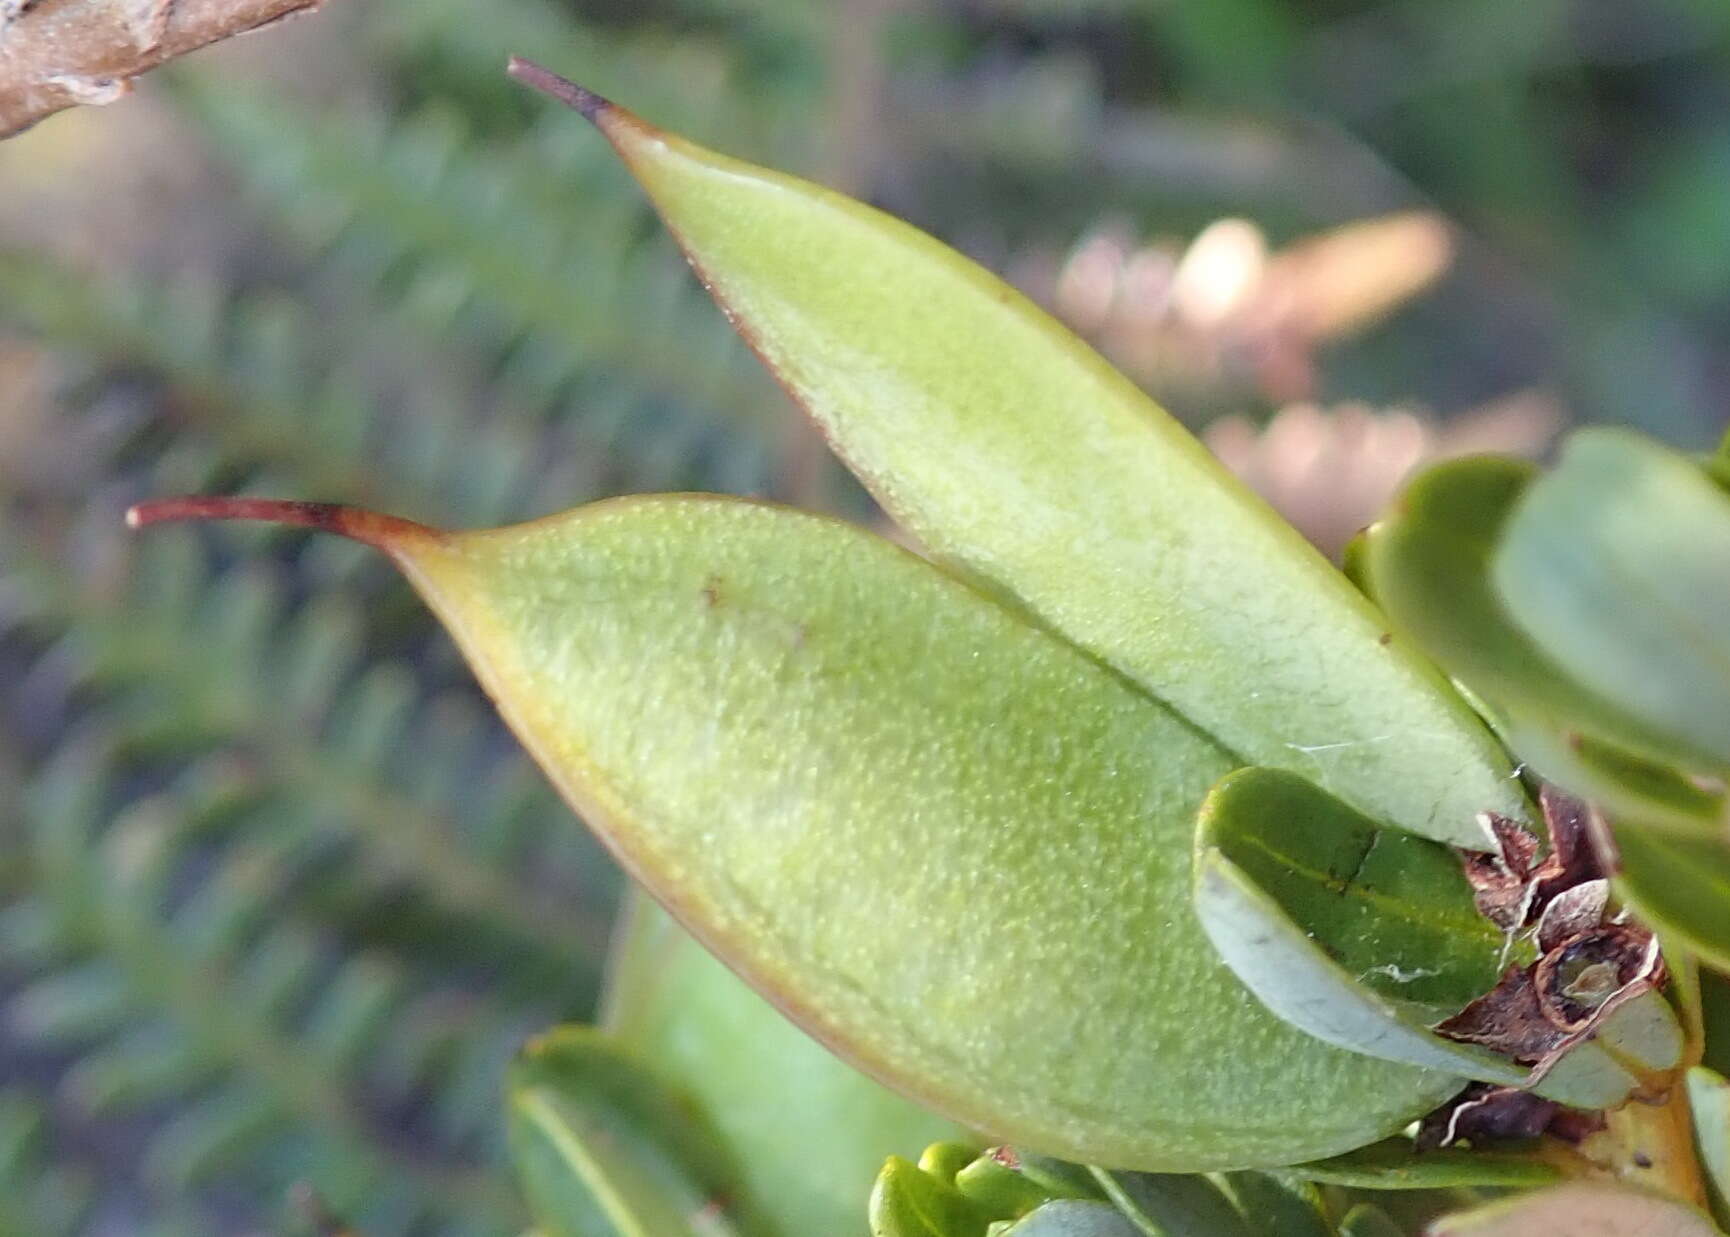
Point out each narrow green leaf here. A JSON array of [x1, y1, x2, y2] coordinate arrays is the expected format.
[[1666, 938, 1706, 1051], [1363, 456, 1697, 775], [1494, 428, 1730, 774], [870, 1157, 991, 1237], [506, 1027, 748, 1237], [1426, 1181, 1721, 1236], [602, 893, 968, 1235], [1706, 971, 1730, 1080], [514, 63, 1525, 850], [1592, 985, 1685, 1074], [1364, 447, 1730, 915], [996, 1202, 1141, 1237], [1337, 1205, 1403, 1237], [954, 1157, 1059, 1219], [922, 1144, 986, 1187], [1012, 1156, 1109, 1203], [1192, 848, 1517, 1086], [1707, 427, 1730, 492], [872, 1145, 1094, 1232], [1196, 768, 1503, 1023], [1192, 771, 1664, 1136], [1213, 1172, 1331, 1237], [1493, 720, 1726, 839], [131, 494, 1460, 1171], [1193, 842, 1639, 1109], [1688, 1067, 1730, 1227], [1088, 1169, 1254, 1237], [1613, 826, 1730, 973], [1291, 1138, 1562, 1191]]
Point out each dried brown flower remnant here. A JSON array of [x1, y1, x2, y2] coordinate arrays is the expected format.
[[1446, 788, 1661, 1066], [1535, 880, 1611, 953], [1436, 926, 1663, 1071], [1463, 811, 1543, 933], [1417, 1082, 1608, 1151], [1532, 785, 1608, 907], [1418, 1082, 1558, 1150], [1459, 787, 1610, 937], [1421, 926, 1662, 1150], [1535, 926, 1660, 1033], [1436, 962, 1568, 1064], [1427, 785, 1668, 1147]]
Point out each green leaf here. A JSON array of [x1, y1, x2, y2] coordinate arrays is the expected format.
[[1592, 983, 1686, 1075], [602, 893, 968, 1235], [1494, 428, 1730, 774], [870, 1157, 991, 1237], [1011, 1156, 1109, 1204], [954, 1156, 1063, 1219], [1364, 452, 1727, 829], [1196, 768, 1503, 1022], [1212, 1173, 1332, 1237], [1613, 825, 1730, 973], [1363, 457, 1691, 768], [1193, 810, 1640, 1109], [1705, 971, 1730, 1079], [995, 1202, 1142, 1237], [1337, 1206, 1404, 1237], [1191, 771, 1522, 1087], [506, 1026, 750, 1237], [1192, 847, 1518, 1087], [1087, 1169, 1254, 1237], [130, 495, 1460, 1170], [1492, 721, 1725, 839], [872, 1145, 1096, 1232], [1291, 1138, 1561, 1191], [511, 62, 1525, 851], [1689, 1067, 1730, 1227], [1666, 939, 1706, 1050], [922, 1144, 987, 1187], [1426, 1181, 1722, 1237]]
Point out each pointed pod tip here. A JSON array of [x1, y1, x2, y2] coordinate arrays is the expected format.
[[124, 496, 441, 553], [506, 57, 612, 122]]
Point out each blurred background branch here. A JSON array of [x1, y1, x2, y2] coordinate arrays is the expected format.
[[0, 0, 336, 138]]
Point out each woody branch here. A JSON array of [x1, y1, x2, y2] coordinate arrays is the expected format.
[[0, 0, 330, 139]]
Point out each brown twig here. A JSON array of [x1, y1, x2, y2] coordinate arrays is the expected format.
[[126, 496, 442, 552], [0, 0, 330, 139]]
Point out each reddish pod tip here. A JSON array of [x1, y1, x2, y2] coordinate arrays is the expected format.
[[125, 497, 439, 552], [506, 57, 612, 122]]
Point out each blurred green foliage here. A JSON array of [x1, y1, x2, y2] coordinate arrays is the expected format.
[[0, 0, 1727, 1232]]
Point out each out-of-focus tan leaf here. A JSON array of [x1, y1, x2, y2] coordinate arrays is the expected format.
[[1041, 212, 1454, 404], [1261, 211, 1454, 342], [1205, 392, 1562, 558]]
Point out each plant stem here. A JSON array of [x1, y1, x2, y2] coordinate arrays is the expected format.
[[1576, 1079, 1708, 1208], [126, 496, 440, 551]]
